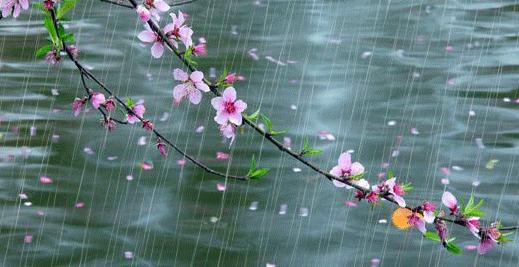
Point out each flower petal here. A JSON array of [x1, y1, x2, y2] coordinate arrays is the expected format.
[[173, 68, 189, 81], [442, 191, 458, 209], [188, 88, 202, 104], [351, 162, 364, 176], [214, 112, 230, 125], [195, 82, 210, 92], [211, 97, 224, 110], [338, 153, 352, 169], [154, 0, 170, 12], [332, 180, 347, 188], [173, 84, 188, 103], [393, 195, 406, 207], [151, 42, 164, 58], [190, 71, 204, 82], [228, 112, 242, 126], [478, 239, 496, 255], [234, 100, 247, 113], [137, 30, 156, 43], [222, 87, 237, 102]]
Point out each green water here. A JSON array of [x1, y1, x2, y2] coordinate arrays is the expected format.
[[1, 0, 519, 266]]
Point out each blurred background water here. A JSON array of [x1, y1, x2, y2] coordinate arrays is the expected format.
[[2, 0, 519, 266]]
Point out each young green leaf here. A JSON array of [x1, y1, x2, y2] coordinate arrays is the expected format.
[[44, 15, 59, 45], [387, 169, 394, 179], [301, 139, 321, 155], [243, 109, 260, 121], [424, 231, 441, 242], [401, 183, 413, 193], [35, 44, 53, 58], [57, 0, 79, 19], [445, 241, 462, 255], [127, 98, 134, 108], [246, 155, 269, 179], [260, 114, 273, 133]]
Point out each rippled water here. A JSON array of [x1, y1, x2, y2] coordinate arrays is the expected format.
[[2, 0, 519, 266]]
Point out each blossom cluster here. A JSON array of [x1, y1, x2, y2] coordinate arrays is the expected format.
[[330, 151, 512, 255]]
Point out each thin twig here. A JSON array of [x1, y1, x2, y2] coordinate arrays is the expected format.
[[99, 0, 200, 9], [49, 9, 248, 181], [124, 0, 519, 232]]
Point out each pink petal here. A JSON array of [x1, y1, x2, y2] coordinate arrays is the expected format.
[[234, 100, 247, 113], [332, 179, 347, 188], [188, 89, 202, 104], [151, 42, 164, 59], [228, 112, 243, 126], [442, 191, 457, 209], [337, 153, 352, 169], [13, 4, 20, 18], [393, 195, 406, 207], [24, 235, 33, 244], [478, 239, 495, 255], [216, 152, 230, 160], [20, 0, 29, 10], [173, 68, 189, 81], [350, 162, 364, 176], [222, 87, 237, 102], [173, 84, 188, 103], [190, 71, 204, 83], [154, 0, 170, 12], [39, 176, 53, 184], [214, 112, 229, 125], [137, 30, 156, 43], [216, 182, 226, 192], [163, 23, 175, 34], [195, 82, 210, 92], [330, 166, 342, 177], [211, 97, 224, 110], [75, 202, 85, 209]]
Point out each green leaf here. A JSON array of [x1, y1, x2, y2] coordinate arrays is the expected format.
[[126, 98, 134, 108], [35, 44, 53, 58], [270, 130, 286, 137], [246, 155, 269, 179], [301, 139, 322, 156], [249, 168, 269, 179], [349, 173, 364, 180], [401, 183, 413, 193], [57, 0, 79, 19], [62, 33, 75, 43], [44, 15, 59, 45], [243, 109, 260, 121], [260, 114, 272, 133], [387, 169, 394, 179], [424, 231, 441, 242], [462, 194, 485, 217], [445, 241, 462, 255]]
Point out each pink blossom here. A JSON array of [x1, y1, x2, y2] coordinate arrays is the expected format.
[[127, 104, 145, 124], [1, 0, 29, 18], [136, 5, 151, 22], [44, 49, 61, 64], [372, 178, 406, 207], [224, 73, 237, 84], [478, 226, 501, 255], [142, 120, 153, 131], [43, 0, 56, 10], [330, 153, 364, 186], [90, 92, 106, 109], [219, 123, 236, 141], [143, 0, 170, 21], [173, 69, 210, 104], [24, 234, 33, 244], [192, 42, 207, 56], [216, 152, 229, 160], [72, 97, 84, 117], [366, 191, 378, 203], [164, 11, 193, 49], [39, 176, 53, 184], [216, 182, 226, 192], [435, 218, 448, 244], [101, 118, 116, 132], [104, 97, 115, 112], [75, 202, 85, 209], [354, 190, 365, 201], [67, 44, 79, 58], [421, 201, 436, 223], [157, 139, 167, 157], [465, 217, 480, 237], [407, 212, 426, 233], [441, 191, 459, 215], [211, 87, 247, 125], [138, 25, 167, 58]]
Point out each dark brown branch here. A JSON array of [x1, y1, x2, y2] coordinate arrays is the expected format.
[[100, 0, 199, 9], [49, 9, 248, 181]]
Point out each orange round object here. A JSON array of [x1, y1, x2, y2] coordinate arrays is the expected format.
[[391, 208, 413, 230]]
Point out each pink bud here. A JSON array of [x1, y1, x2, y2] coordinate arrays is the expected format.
[[136, 5, 151, 22], [224, 73, 237, 84], [90, 92, 106, 109]]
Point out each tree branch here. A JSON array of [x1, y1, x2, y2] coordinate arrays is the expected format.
[[49, 8, 248, 181]]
